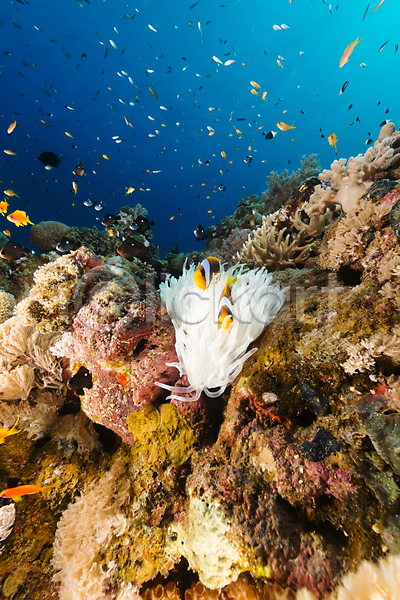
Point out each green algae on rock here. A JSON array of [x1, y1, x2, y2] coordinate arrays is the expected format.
[[127, 403, 195, 468]]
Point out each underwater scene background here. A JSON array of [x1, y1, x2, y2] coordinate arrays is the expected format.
[[2, 1, 400, 600], [1, 0, 397, 254]]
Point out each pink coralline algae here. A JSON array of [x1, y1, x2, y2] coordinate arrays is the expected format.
[[68, 263, 178, 444]]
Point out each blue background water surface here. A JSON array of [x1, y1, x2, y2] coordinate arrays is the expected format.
[[1, 0, 397, 255]]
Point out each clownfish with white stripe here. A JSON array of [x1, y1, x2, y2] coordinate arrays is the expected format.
[[194, 256, 221, 290], [218, 280, 234, 330]]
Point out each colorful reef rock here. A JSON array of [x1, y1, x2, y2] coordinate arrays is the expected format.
[[2, 124, 400, 600]]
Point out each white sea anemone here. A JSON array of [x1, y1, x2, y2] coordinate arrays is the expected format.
[[156, 261, 286, 401]]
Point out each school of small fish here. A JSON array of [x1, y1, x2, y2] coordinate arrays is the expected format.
[[0, 0, 396, 248]]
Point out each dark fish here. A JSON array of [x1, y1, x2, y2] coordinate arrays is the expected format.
[[348, 104, 353, 109], [73, 161, 85, 177], [236, 117, 246, 121], [117, 237, 150, 261], [190, 1, 198, 7], [68, 366, 93, 395], [356, 116, 360, 122], [378, 101, 381, 105], [394, 44, 398, 55], [362, 2, 370, 20], [244, 155, 252, 165], [265, 130, 277, 140], [56, 237, 80, 254], [194, 224, 207, 242], [0, 241, 25, 260], [366, 138, 373, 145], [102, 213, 120, 227], [37, 151, 61, 170], [301, 427, 342, 462], [218, 184, 226, 191], [84, 198, 95, 207], [339, 80, 349, 95], [129, 215, 154, 233], [379, 119, 390, 127], [94, 203, 104, 211], [378, 39, 390, 52], [385, 108, 389, 114], [321, 133, 325, 138]]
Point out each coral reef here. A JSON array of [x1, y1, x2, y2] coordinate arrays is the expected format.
[[262, 154, 321, 214], [29, 221, 71, 253], [4, 127, 400, 600], [0, 291, 15, 324]]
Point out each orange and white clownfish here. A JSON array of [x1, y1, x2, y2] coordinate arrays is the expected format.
[[194, 256, 221, 290], [218, 280, 234, 330]]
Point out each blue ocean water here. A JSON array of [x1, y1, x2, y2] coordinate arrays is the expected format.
[[1, 0, 397, 256]]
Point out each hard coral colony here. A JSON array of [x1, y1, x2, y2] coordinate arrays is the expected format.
[[2, 109, 400, 600]]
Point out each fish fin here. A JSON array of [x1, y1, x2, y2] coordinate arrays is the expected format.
[[13, 496, 22, 502]]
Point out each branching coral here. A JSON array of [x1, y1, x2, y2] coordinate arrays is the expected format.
[[16, 251, 83, 332], [306, 126, 400, 218], [0, 315, 63, 400], [156, 261, 285, 401], [0, 291, 15, 324], [262, 154, 321, 214], [238, 209, 327, 270]]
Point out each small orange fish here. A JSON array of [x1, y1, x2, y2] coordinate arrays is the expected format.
[[262, 91, 267, 100], [250, 80, 260, 88], [3, 230, 11, 237], [72, 181, 78, 195], [0, 200, 9, 216], [65, 131, 74, 138], [221, 151, 227, 158], [4, 150, 17, 156], [7, 121, 17, 135], [108, 229, 114, 237], [0, 484, 50, 502], [277, 59, 284, 68], [0, 416, 20, 444], [103, 154, 110, 160], [7, 210, 34, 227], [3, 189, 19, 198], [250, 88, 259, 96], [328, 133, 338, 155], [125, 187, 135, 194], [339, 37, 362, 68], [116, 372, 129, 387], [277, 121, 296, 131]]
